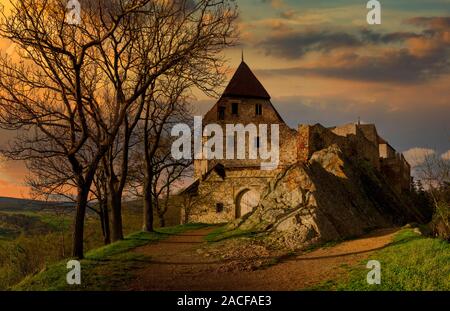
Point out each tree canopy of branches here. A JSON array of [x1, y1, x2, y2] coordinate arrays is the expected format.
[[0, 0, 237, 258], [417, 154, 450, 239]]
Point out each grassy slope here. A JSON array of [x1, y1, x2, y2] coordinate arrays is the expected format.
[[13, 223, 208, 291], [0, 202, 182, 290], [311, 229, 450, 291], [9, 225, 449, 291]]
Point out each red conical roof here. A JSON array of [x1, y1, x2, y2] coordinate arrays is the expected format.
[[221, 61, 271, 99]]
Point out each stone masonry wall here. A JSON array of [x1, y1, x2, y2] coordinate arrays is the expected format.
[[188, 167, 280, 224]]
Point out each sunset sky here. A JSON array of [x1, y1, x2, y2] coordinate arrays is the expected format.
[[0, 0, 450, 198]]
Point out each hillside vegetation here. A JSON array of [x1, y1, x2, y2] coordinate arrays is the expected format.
[[10, 226, 450, 291], [312, 229, 450, 291], [13, 223, 208, 291], [0, 199, 182, 290]]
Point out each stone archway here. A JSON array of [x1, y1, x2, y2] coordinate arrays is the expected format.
[[235, 189, 260, 219]]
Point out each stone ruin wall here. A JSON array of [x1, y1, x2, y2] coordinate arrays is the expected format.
[[380, 153, 411, 193], [188, 168, 280, 224], [190, 120, 411, 224], [297, 124, 380, 170], [296, 123, 410, 193]]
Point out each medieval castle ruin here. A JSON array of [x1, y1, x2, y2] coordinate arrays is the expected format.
[[182, 61, 411, 226]]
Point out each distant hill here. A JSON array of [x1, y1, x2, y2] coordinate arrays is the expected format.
[[0, 197, 76, 212], [0, 196, 182, 226]]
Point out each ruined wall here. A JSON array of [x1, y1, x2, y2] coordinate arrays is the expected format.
[[297, 125, 312, 162], [189, 117, 412, 226], [358, 124, 379, 146], [297, 123, 380, 169], [380, 153, 411, 193], [331, 124, 380, 170], [188, 167, 280, 224], [379, 143, 396, 159], [234, 145, 423, 250], [280, 125, 299, 165], [331, 123, 358, 137]]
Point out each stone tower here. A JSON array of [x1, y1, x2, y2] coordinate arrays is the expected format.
[[195, 61, 294, 179]]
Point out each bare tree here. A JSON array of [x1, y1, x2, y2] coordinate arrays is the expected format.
[[152, 155, 190, 228], [0, 0, 237, 258], [83, 0, 238, 239], [418, 154, 450, 239], [97, 0, 238, 237], [26, 144, 112, 245], [91, 161, 111, 245], [0, 0, 152, 258]]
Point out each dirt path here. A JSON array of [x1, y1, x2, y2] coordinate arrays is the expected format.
[[129, 227, 398, 291]]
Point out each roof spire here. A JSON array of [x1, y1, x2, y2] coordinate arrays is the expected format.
[[221, 61, 271, 99], [241, 48, 244, 62]]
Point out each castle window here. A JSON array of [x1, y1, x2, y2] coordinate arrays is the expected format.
[[216, 203, 224, 213], [218, 106, 226, 120], [232, 103, 239, 116], [255, 104, 263, 116]]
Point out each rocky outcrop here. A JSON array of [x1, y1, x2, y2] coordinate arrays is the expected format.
[[232, 145, 424, 249]]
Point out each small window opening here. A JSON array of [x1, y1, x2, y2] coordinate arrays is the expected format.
[[255, 104, 263, 116], [232, 103, 239, 116], [216, 203, 224, 213], [218, 106, 226, 120]]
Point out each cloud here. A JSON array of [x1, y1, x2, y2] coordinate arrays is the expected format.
[[406, 17, 450, 30], [259, 30, 363, 58], [279, 9, 297, 20], [259, 28, 421, 58], [256, 16, 450, 84], [258, 50, 449, 83], [403, 148, 436, 167], [261, 0, 286, 9]]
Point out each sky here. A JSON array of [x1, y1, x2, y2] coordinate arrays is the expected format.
[[0, 0, 449, 197]]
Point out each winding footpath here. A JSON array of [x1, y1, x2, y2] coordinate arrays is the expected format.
[[129, 227, 398, 291]]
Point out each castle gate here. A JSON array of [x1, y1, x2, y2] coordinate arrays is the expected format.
[[235, 189, 260, 219]]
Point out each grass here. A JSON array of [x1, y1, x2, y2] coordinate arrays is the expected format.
[[204, 225, 259, 242], [0, 204, 185, 290], [309, 229, 450, 291], [13, 223, 209, 291]]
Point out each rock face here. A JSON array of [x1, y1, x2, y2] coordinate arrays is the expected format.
[[233, 145, 423, 250]]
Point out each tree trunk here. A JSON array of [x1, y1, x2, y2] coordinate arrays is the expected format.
[[72, 186, 89, 259], [102, 201, 111, 245], [159, 215, 165, 228], [99, 204, 106, 238], [110, 190, 124, 241], [143, 179, 154, 232]]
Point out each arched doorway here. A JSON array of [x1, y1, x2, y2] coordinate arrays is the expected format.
[[235, 189, 260, 219]]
